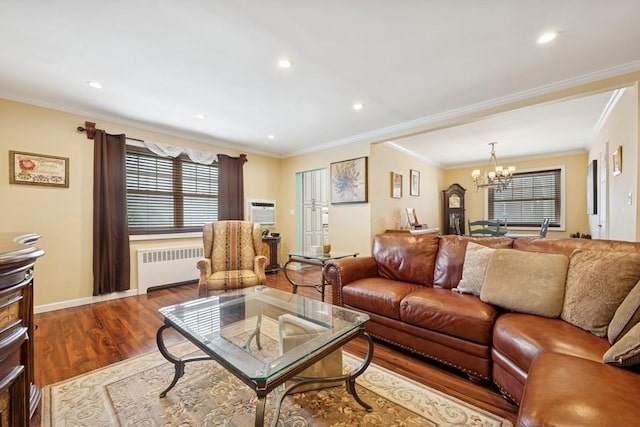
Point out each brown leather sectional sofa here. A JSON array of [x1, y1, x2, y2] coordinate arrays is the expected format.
[[324, 232, 640, 426]]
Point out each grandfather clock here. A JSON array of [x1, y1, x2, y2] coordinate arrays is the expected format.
[[443, 183, 466, 235]]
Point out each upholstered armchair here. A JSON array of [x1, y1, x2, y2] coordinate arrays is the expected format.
[[197, 221, 267, 297]]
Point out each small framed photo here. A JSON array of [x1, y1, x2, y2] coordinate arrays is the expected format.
[[9, 150, 69, 187], [391, 172, 402, 198], [410, 169, 420, 196], [612, 145, 622, 176]]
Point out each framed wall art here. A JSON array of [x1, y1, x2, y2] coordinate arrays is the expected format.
[[9, 150, 69, 188], [330, 156, 368, 204], [612, 145, 622, 176], [410, 169, 420, 196], [391, 172, 402, 198]]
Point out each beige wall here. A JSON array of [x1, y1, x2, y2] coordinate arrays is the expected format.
[[589, 83, 639, 241], [369, 142, 444, 234], [0, 99, 280, 307], [278, 141, 372, 258], [443, 151, 589, 238]]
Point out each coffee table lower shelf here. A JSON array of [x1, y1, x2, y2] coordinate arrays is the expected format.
[[156, 322, 374, 427]]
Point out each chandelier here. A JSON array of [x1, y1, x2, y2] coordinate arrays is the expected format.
[[471, 142, 515, 192]]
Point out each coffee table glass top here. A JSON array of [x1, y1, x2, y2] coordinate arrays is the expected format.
[[159, 286, 368, 381]]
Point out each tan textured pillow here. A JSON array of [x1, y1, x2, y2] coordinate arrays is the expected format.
[[603, 322, 640, 367], [561, 250, 640, 337], [453, 242, 495, 296], [480, 249, 569, 317], [608, 280, 640, 344]]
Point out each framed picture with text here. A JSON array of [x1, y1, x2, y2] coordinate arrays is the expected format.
[[9, 150, 69, 188]]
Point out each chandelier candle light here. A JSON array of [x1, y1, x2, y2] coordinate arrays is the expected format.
[[471, 142, 515, 192]]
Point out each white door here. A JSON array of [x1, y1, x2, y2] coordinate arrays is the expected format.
[[599, 143, 609, 239], [301, 168, 328, 252]]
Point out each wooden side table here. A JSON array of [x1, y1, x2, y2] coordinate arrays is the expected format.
[[262, 235, 281, 274]]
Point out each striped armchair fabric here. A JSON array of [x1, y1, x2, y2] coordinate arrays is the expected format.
[[197, 221, 267, 296]]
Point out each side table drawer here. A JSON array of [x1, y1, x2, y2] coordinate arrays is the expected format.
[[0, 288, 24, 339]]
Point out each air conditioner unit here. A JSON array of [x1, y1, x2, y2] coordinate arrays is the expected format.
[[247, 199, 276, 226]]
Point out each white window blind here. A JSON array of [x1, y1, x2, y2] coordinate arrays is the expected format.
[[488, 168, 561, 228], [126, 146, 218, 234]]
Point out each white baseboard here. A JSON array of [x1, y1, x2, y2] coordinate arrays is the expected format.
[[34, 289, 139, 314]]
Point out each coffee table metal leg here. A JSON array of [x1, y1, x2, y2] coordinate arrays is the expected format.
[[269, 331, 374, 425], [156, 323, 213, 398], [346, 332, 375, 412], [244, 309, 263, 351], [255, 396, 267, 427]]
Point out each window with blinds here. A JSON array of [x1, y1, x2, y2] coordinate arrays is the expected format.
[[126, 146, 218, 234], [488, 168, 562, 228]]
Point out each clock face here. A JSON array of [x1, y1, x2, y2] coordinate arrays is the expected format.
[[449, 194, 461, 208]]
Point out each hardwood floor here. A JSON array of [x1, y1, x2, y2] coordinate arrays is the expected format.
[[31, 268, 517, 425]]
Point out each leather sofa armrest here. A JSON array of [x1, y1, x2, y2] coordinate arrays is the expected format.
[[324, 256, 379, 306], [517, 352, 640, 427]]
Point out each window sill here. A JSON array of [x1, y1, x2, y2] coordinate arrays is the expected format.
[[129, 232, 202, 241]]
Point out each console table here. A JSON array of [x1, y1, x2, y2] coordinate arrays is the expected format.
[[0, 232, 44, 426]]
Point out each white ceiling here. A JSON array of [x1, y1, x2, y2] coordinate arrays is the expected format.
[[1, 1, 639, 165]]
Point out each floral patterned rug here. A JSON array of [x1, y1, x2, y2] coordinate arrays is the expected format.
[[41, 319, 512, 426]]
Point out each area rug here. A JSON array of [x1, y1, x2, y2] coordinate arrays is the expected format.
[[41, 320, 512, 426]]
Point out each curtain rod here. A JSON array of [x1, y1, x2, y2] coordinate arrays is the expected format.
[[76, 121, 143, 142]]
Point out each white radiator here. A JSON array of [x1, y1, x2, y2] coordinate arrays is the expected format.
[[136, 246, 203, 294]]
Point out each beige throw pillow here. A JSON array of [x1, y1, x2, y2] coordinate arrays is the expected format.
[[561, 250, 640, 337], [608, 280, 640, 344], [480, 249, 569, 318], [452, 242, 495, 296], [603, 322, 640, 367]]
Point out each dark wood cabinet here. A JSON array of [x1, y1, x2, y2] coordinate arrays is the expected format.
[[0, 233, 44, 426], [442, 184, 466, 235]]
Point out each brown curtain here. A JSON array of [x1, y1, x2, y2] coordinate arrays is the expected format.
[[93, 129, 130, 295], [218, 154, 247, 220]]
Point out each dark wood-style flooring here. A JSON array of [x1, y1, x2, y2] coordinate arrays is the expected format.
[[31, 269, 517, 425]]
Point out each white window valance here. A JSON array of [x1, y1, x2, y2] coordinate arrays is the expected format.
[[139, 140, 218, 165]]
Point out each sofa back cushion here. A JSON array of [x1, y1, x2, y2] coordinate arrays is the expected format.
[[433, 235, 513, 289], [480, 249, 569, 318], [373, 232, 439, 286], [513, 237, 640, 257], [452, 242, 496, 296], [561, 249, 640, 337], [608, 281, 640, 344]]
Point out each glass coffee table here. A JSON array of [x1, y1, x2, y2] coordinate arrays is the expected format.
[[157, 286, 373, 427]]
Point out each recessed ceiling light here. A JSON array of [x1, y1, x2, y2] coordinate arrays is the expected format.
[[195, 113, 206, 119], [278, 58, 292, 69], [537, 31, 558, 44], [87, 80, 103, 89], [353, 102, 364, 111], [267, 134, 275, 140]]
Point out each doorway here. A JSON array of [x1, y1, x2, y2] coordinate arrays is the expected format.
[[297, 168, 328, 252]]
